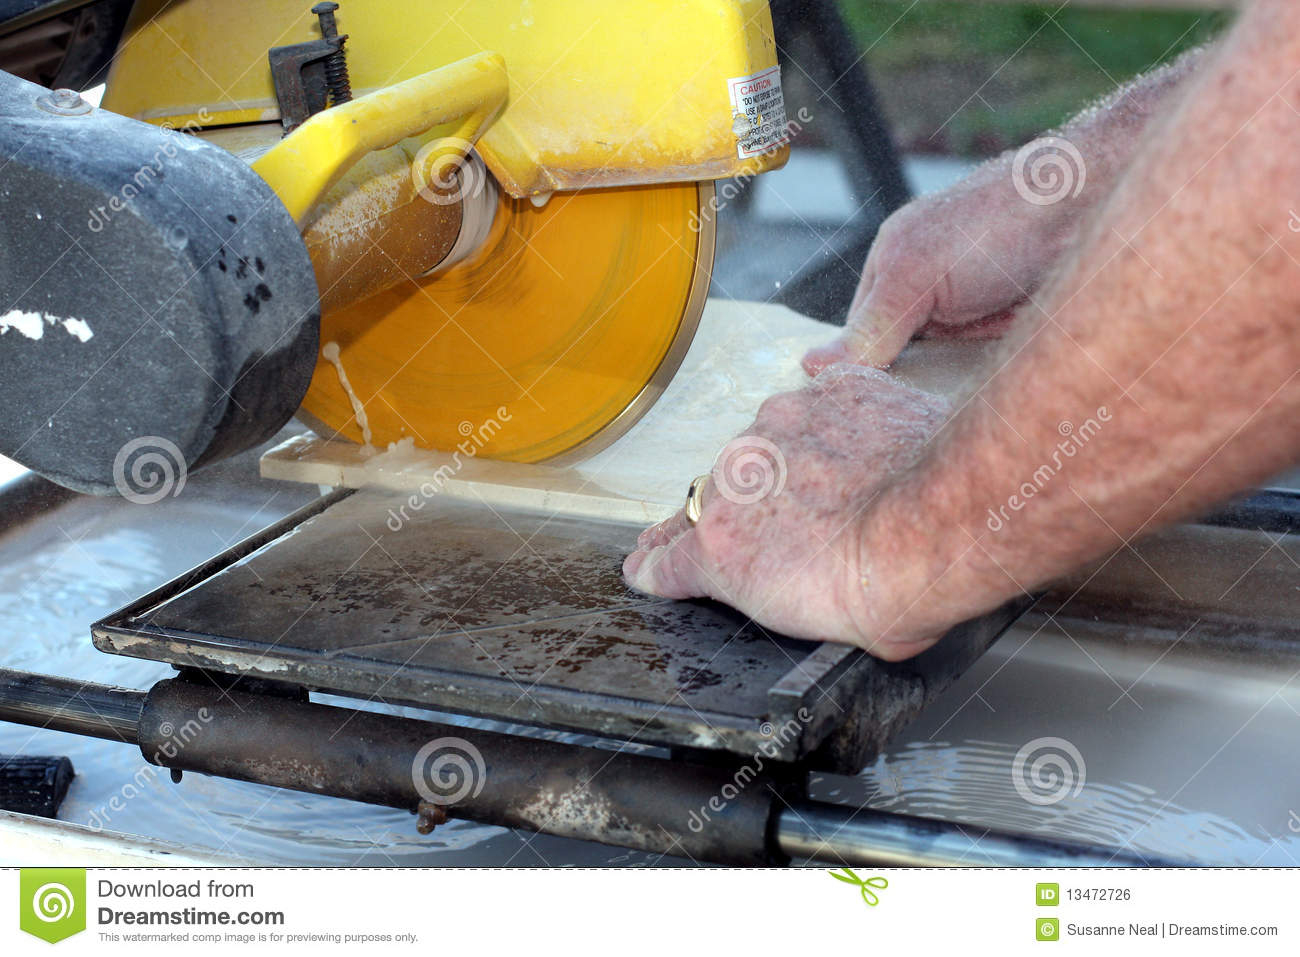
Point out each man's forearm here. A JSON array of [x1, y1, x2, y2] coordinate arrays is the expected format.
[[957, 45, 1209, 257], [1057, 44, 1207, 177], [870, 4, 1300, 641], [808, 43, 1213, 373]]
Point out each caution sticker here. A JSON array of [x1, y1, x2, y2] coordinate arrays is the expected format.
[[726, 65, 789, 159]]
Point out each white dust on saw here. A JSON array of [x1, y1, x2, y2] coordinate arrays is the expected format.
[[321, 341, 375, 452], [1, 308, 94, 343]]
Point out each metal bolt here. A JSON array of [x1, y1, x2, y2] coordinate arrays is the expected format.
[[415, 801, 448, 835], [311, 1, 352, 106], [311, 2, 339, 35], [35, 88, 92, 116]]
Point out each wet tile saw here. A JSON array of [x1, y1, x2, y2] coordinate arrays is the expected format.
[[3, 1, 1276, 866], [0, 0, 794, 488]]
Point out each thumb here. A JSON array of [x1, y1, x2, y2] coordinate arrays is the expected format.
[[622, 531, 714, 600], [802, 297, 927, 375]]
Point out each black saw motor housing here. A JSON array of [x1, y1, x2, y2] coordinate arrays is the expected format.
[[0, 68, 319, 495]]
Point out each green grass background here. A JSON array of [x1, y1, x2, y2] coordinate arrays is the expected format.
[[835, 1, 1231, 155]]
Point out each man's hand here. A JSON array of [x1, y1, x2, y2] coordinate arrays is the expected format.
[[803, 46, 1206, 374], [622, 366, 953, 661], [715, 6, 1300, 667], [801, 174, 1068, 374]]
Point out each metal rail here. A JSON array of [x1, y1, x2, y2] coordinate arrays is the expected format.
[[777, 803, 1154, 867], [0, 667, 1172, 867], [0, 668, 142, 743]]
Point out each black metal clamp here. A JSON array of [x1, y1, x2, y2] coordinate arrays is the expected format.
[[268, 2, 353, 133]]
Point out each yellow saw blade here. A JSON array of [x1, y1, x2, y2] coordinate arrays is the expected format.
[[302, 180, 714, 463]]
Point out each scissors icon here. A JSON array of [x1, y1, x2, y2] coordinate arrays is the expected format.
[[828, 868, 889, 906]]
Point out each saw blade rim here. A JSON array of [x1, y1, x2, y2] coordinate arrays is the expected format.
[[542, 179, 716, 467], [299, 180, 717, 464]]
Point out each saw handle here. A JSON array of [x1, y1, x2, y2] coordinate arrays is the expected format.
[[252, 51, 508, 224]]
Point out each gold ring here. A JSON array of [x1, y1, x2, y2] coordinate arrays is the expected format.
[[685, 474, 710, 526]]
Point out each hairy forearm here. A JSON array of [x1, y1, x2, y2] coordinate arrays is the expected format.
[[809, 44, 1214, 373], [1056, 43, 1208, 182], [871, 3, 1300, 640], [954, 45, 1208, 257]]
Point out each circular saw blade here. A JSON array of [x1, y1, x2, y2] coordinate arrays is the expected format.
[[301, 180, 715, 463]]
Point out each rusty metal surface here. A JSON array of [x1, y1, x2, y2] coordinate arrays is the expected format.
[[137, 677, 782, 865], [302, 146, 464, 314], [93, 489, 1024, 764]]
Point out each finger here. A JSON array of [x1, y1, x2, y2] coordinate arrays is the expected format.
[[803, 263, 878, 375], [636, 508, 692, 550], [865, 629, 946, 664], [802, 310, 918, 375], [803, 279, 932, 374], [622, 530, 714, 600], [846, 258, 876, 318]]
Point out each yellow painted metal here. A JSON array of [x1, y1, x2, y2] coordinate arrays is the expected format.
[[251, 52, 506, 224], [104, 0, 731, 461], [103, 0, 788, 197], [300, 181, 714, 462]]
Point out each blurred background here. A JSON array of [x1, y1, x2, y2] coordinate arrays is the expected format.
[[711, 0, 1232, 321], [842, 1, 1227, 157]]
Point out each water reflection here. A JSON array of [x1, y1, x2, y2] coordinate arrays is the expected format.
[[813, 739, 1295, 865]]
